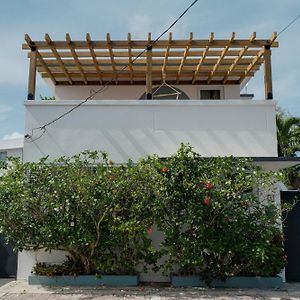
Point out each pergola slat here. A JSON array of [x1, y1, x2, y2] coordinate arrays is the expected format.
[[36, 57, 264, 66], [86, 33, 103, 84], [38, 64, 261, 73], [22, 39, 279, 50], [127, 33, 134, 84], [177, 32, 193, 83], [41, 71, 256, 79], [162, 32, 172, 82], [44, 33, 72, 84], [207, 32, 235, 84], [31, 49, 265, 58], [223, 32, 256, 84], [106, 33, 118, 84], [53, 79, 241, 86], [66, 33, 87, 84], [25, 34, 57, 86], [192, 32, 214, 84]]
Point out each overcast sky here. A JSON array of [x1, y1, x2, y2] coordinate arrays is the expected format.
[[0, 0, 299, 139]]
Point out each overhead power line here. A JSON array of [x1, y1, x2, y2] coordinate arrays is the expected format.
[[25, 6, 300, 143], [277, 13, 300, 38], [25, 0, 199, 142]]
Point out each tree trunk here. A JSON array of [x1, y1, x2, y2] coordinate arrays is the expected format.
[[80, 255, 94, 275]]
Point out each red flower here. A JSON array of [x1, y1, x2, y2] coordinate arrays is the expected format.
[[205, 182, 214, 190], [161, 166, 168, 173], [147, 227, 153, 235], [203, 197, 210, 206]]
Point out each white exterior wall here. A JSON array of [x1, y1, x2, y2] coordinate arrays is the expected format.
[[20, 99, 278, 280], [23, 100, 277, 163], [54, 84, 241, 100]]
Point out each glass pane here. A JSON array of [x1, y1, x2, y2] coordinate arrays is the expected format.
[[200, 90, 221, 100]]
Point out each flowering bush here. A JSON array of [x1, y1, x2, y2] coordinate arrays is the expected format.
[[153, 144, 286, 284], [0, 145, 286, 281], [0, 151, 159, 275]]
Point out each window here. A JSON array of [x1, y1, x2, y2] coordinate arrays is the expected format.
[[200, 89, 221, 100], [0, 152, 7, 161]]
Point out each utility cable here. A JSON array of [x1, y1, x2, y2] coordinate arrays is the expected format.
[[25, 0, 199, 142], [277, 13, 300, 38]]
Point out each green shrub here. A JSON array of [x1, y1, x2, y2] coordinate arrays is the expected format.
[[0, 145, 287, 282], [0, 151, 158, 275], [152, 144, 286, 284]]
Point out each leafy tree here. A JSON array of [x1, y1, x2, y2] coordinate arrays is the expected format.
[[276, 113, 300, 157], [0, 152, 158, 275], [276, 112, 300, 188], [153, 144, 286, 285], [0, 146, 287, 282]]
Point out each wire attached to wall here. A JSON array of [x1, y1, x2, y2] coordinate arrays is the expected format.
[[25, 0, 200, 143]]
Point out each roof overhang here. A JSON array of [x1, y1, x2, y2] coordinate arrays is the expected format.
[[253, 157, 300, 171], [22, 32, 279, 86]]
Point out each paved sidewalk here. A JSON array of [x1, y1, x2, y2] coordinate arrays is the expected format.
[[1, 280, 300, 299]]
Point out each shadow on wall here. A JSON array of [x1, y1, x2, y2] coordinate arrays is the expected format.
[[27, 126, 276, 163]]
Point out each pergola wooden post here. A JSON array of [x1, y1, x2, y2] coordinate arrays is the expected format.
[[27, 49, 37, 100], [264, 44, 273, 100], [146, 33, 153, 99]]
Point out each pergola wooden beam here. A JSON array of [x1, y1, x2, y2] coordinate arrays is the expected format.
[[22, 39, 279, 49], [23, 32, 278, 88], [66, 33, 87, 84], [162, 32, 172, 82], [30, 49, 266, 58], [42, 71, 257, 79], [177, 32, 193, 83], [192, 32, 214, 84], [207, 32, 235, 84], [127, 33, 134, 84], [239, 32, 277, 86], [106, 33, 118, 84], [86, 33, 103, 84], [238, 48, 264, 85], [25, 34, 57, 88], [45, 33, 72, 85], [36, 57, 263, 67], [223, 32, 256, 84]]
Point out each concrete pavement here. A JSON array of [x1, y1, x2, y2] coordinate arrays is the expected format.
[[1, 279, 300, 299]]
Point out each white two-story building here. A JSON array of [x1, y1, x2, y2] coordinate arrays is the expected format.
[[11, 31, 299, 281]]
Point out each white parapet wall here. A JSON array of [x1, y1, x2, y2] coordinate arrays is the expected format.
[[23, 100, 277, 162]]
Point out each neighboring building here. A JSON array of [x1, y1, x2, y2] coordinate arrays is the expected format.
[[0, 138, 23, 278], [12, 32, 299, 281], [0, 138, 23, 162]]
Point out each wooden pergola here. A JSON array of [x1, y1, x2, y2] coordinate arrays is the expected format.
[[23, 32, 278, 100]]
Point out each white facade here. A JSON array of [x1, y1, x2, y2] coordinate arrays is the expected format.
[[19, 82, 279, 281]]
